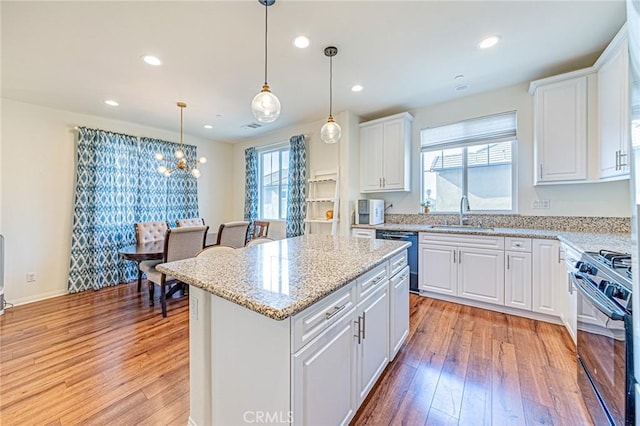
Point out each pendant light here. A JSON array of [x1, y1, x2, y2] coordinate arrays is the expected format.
[[251, 0, 281, 123], [155, 102, 207, 178], [320, 46, 341, 144]]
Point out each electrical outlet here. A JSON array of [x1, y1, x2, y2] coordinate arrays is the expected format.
[[532, 200, 551, 209], [26, 272, 36, 282]]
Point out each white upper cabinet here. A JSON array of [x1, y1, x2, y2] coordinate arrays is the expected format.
[[531, 72, 590, 184], [596, 27, 630, 180], [360, 112, 412, 193]]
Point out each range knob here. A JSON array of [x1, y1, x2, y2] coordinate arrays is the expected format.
[[599, 280, 610, 292], [579, 263, 598, 275]]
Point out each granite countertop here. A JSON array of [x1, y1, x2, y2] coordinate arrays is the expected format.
[[156, 234, 410, 321], [353, 223, 631, 254]]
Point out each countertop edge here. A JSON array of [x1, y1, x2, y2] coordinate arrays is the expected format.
[[157, 240, 411, 321]]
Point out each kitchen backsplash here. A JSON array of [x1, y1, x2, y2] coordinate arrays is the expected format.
[[385, 213, 630, 234]]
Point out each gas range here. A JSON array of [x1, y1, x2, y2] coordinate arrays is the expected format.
[[578, 250, 632, 312]]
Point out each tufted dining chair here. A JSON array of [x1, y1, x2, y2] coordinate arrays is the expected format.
[[133, 221, 170, 291], [215, 221, 250, 248], [195, 245, 235, 260], [140, 225, 209, 317], [176, 218, 205, 227]]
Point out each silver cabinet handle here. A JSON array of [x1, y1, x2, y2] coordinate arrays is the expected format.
[[325, 304, 346, 320], [539, 163, 543, 179], [568, 273, 574, 295], [383, 177, 386, 187], [458, 250, 462, 264], [616, 150, 620, 170], [453, 250, 456, 264], [361, 312, 366, 340], [354, 317, 362, 344], [507, 255, 510, 270], [379, 177, 382, 187]]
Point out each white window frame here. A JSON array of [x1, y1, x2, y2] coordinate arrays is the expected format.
[[257, 142, 290, 221], [420, 111, 518, 214]]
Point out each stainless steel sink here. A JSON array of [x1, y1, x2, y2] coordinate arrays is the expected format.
[[431, 225, 493, 231]]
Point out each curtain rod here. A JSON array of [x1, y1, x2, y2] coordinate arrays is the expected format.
[[258, 134, 308, 150]]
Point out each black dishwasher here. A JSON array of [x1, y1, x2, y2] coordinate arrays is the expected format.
[[375, 230, 419, 293]]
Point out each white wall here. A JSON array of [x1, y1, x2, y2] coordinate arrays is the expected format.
[[381, 82, 631, 217], [0, 98, 233, 305], [231, 113, 353, 239]]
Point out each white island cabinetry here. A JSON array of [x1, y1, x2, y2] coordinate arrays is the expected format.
[[158, 235, 410, 426]]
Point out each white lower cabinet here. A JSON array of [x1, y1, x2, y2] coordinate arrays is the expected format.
[[504, 251, 533, 310], [356, 284, 390, 403], [458, 247, 505, 305], [292, 309, 357, 426], [419, 243, 457, 295], [389, 266, 410, 360], [532, 239, 564, 316]]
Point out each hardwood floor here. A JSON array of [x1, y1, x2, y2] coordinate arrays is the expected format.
[[0, 284, 593, 425]]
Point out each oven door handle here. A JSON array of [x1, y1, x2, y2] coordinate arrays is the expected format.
[[570, 273, 626, 321]]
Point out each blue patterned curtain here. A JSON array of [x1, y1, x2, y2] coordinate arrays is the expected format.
[[139, 137, 199, 225], [244, 147, 258, 229], [68, 127, 139, 292], [286, 135, 307, 237]]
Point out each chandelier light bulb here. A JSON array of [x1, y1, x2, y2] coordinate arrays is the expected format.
[[321, 117, 342, 144], [198, 157, 207, 164], [163, 170, 172, 177], [157, 165, 168, 174], [154, 152, 165, 161], [251, 86, 281, 123], [174, 149, 184, 159], [191, 168, 201, 178]]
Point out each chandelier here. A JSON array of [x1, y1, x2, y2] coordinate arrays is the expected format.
[[155, 102, 206, 178]]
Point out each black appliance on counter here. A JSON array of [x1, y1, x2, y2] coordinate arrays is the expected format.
[[571, 250, 634, 426], [375, 230, 418, 292]]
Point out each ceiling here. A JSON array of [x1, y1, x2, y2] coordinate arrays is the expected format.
[[1, 1, 627, 143]]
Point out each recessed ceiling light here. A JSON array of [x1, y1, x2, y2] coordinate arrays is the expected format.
[[454, 74, 465, 80], [104, 100, 119, 106], [455, 84, 468, 92], [478, 36, 501, 49], [203, 124, 213, 129], [351, 85, 363, 92], [293, 36, 310, 49], [141, 55, 162, 66]]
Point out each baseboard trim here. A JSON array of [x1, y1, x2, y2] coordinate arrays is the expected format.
[[417, 290, 563, 325], [187, 416, 198, 426], [8, 289, 68, 307]]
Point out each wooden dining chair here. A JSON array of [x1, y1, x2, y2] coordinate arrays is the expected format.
[[250, 221, 270, 241], [216, 221, 250, 248], [176, 218, 205, 227], [140, 225, 209, 317], [134, 221, 170, 291]]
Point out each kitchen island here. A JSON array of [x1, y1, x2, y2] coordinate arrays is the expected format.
[[157, 234, 411, 426]]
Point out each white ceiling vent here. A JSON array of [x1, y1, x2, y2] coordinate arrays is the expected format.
[[242, 123, 263, 129]]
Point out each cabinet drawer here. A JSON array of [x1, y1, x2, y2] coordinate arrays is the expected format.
[[389, 250, 408, 277], [505, 237, 532, 252], [357, 262, 389, 300], [419, 232, 505, 250], [292, 281, 356, 353], [351, 228, 377, 239]]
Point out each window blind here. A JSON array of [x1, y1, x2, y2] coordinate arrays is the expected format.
[[421, 111, 517, 150]]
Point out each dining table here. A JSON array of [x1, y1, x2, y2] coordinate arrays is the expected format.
[[118, 232, 218, 292]]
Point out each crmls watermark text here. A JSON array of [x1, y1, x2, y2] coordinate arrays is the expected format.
[[243, 411, 293, 424]]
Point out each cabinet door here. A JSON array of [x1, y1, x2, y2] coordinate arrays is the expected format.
[[534, 76, 588, 183], [389, 266, 409, 360], [532, 239, 564, 316], [356, 285, 389, 404], [566, 271, 577, 344], [381, 118, 407, 190], [419, 244, 457, 295], [292, 309, 357, 426], [504, 251, 532, 310], [598, 39, 630, 179], [457, 247, 505, 305], [360, 124, 384, 192]]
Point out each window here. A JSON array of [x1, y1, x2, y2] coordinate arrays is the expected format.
[[259, 145, 289, 220], [421, 111, 517, 213]]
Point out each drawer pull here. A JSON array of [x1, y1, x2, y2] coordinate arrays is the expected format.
[[372, 275, 385, 285], [514, 243, 521, 247], [325, 304, 346, 320], [392, 258, 405, 268]]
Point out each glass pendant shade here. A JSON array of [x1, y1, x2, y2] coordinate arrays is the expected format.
[[251, 85, 281, 123], [321, 117, 342, 144]]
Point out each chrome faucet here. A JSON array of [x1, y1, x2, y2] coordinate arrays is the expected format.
[[459, 195, 470, 225]]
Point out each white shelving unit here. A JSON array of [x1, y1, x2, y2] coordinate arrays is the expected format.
[[305, 169, 340, 236]]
